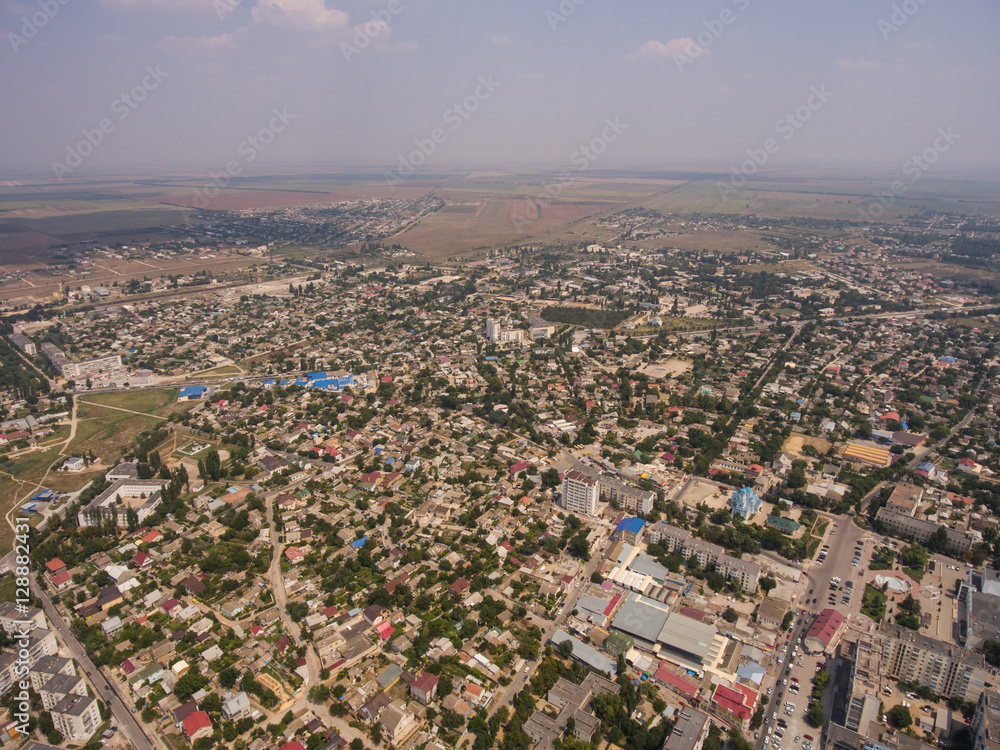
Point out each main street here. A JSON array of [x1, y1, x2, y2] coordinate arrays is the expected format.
[[29, 577, 160, 750]]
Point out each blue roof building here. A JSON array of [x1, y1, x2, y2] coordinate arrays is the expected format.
[[178, 385, 207, 401], [352, 536, 369, 550], [729, 487, 762, 519], [308, 373, 354, 391], [616, 517, 646, 544]]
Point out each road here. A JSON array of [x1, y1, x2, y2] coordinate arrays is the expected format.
[[488, 538, 605, 717], [265, 491, 320, 690], [754, 614, 811, 750], [29, 577, 160, 750]]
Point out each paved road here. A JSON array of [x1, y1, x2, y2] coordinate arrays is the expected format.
[[30, 577, 159, 750], [754, 615, 811, 750], [265, 492, 320, 690], [488, 538, 605, 717]]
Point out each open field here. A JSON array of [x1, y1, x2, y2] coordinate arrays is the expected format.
[[782, 433, 833, 458], [637, 359, 692, 378], [190, 364, 242, 378], [69, 388, 182, 463]]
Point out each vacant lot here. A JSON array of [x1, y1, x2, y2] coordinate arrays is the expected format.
[[782, 433, 833, 458], [70, 388, 181, 463]]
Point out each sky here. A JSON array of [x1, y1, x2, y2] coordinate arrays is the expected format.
[[1, 0, 999, 177]]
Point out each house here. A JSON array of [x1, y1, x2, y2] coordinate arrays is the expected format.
[[44, 558, 67, 575], [410, 671, 439, 704], [285, 547, 305, 565], [221, 692, 251, 720], [362, 605, 385, 626], [359, 692, 390, 722], [181, 711, 213, 743], [379, 702, 419, 745]]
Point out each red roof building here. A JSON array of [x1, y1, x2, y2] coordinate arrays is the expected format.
[[45, 558, 66, 574], [181, 711, 212, 742], [711, 683, 757, 726], [410, 671, 439, 704], [804, 608, 846, 654]]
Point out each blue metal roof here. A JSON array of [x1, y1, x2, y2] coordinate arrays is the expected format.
[[616, 517, 646, 534]]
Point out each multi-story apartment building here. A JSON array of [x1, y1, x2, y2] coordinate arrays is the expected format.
[[972, 689, 1000, 750], [647, 521, 691, 552], [485, 318, 525, 343], [51, 694, 101, 741], [716, 554, 761, 592], [599, 475, 655, 516], [8, 332, 36, 356], [0, 602, 46, 633], [862, 622, 990, 702], [876, 507, 978, 554], [561, 469, 600, 516], [40, 342, 122, 379]]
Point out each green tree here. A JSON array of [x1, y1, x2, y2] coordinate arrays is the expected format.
[[806, 702, 826, 727], [887, 705, 912, 729]]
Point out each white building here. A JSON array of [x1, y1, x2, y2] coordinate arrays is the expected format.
[[562, 469, 600, 516]]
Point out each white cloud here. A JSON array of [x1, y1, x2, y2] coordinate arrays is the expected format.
[[634, 38, 705, 59], [491, 34, 510, 46], [837, 57, 881, 71], [252, 0, 349, 31]]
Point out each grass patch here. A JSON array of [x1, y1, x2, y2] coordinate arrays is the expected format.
[[862, 584, 888, 622], [80, 387, 178, 414], [191, 365, 240, 378], [70, 388, 181, 465], [902, 567, 924, 583], [807, 538, 821, 559]]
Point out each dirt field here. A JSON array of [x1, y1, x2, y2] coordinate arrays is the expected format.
[[782, 433, 833, 458], [638, 359, 692, 378], [676, 477, 731, 511]]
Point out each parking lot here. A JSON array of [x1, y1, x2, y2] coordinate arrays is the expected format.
[[755, 613, 826, 750]]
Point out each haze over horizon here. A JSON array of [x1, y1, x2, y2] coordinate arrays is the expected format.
[[2, 0, 999, 178]]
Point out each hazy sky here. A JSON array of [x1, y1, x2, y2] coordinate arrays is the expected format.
[[2, 0, 999, 177]]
